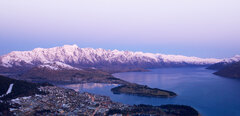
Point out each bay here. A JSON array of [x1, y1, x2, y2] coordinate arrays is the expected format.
[[60, 67, 240, 116]]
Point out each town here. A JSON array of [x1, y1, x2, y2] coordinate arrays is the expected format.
[[10, 86, 128, 115]]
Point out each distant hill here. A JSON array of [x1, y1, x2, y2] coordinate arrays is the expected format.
[[207, 62, 230, 70], [207, 55, 240, 70], [214, 61, 240, 78], [207, 55, 240, 78], [18, 66, 129, 84]]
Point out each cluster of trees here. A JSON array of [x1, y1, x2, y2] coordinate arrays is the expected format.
[[107, 104, 199, 116], [160, 104, 199, 116]]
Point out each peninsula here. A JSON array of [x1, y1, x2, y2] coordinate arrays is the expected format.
[[111, 83, 177, 98]]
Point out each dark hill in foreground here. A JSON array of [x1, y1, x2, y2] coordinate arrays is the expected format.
[[0, 75, 50, 101], [0, 75, 50, 115]]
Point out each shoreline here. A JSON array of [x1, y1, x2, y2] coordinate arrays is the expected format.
[[111, 83, 177, 98]]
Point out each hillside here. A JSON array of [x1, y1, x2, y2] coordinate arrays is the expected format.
[[207, 55, 240, 70], [214, 61, 240, 78], [19, 66, 129, 84], [0, 75, 50, 101], [207, 55, 240, 78]]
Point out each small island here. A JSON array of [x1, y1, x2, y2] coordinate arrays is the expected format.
[[111, 84, 177, 98]]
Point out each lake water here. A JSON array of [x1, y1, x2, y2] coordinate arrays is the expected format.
[[60, 67, 240, 116]]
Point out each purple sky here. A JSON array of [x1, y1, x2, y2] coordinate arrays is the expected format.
[[0, 0, 239, 58]]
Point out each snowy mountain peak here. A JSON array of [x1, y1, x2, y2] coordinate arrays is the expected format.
[[0, 44, 222, 69], [222, 55, 240, 63], [33, 48, 45, 52], [62, 44, 79, 49]]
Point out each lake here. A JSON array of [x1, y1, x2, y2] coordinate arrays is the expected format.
[[60, 67, 240, 116]]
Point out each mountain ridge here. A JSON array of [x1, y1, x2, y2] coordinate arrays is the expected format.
[[207, 55, 240, 70], [213, 61, 240, 78], [0, 44, 222, 73], [207, 55, 240, 78]]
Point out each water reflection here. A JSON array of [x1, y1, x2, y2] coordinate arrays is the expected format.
[[61, 83, 119, 92], [60, 67, 240, 116]]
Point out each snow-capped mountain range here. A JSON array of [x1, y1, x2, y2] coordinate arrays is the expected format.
[[0, 44, 223, 71]]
